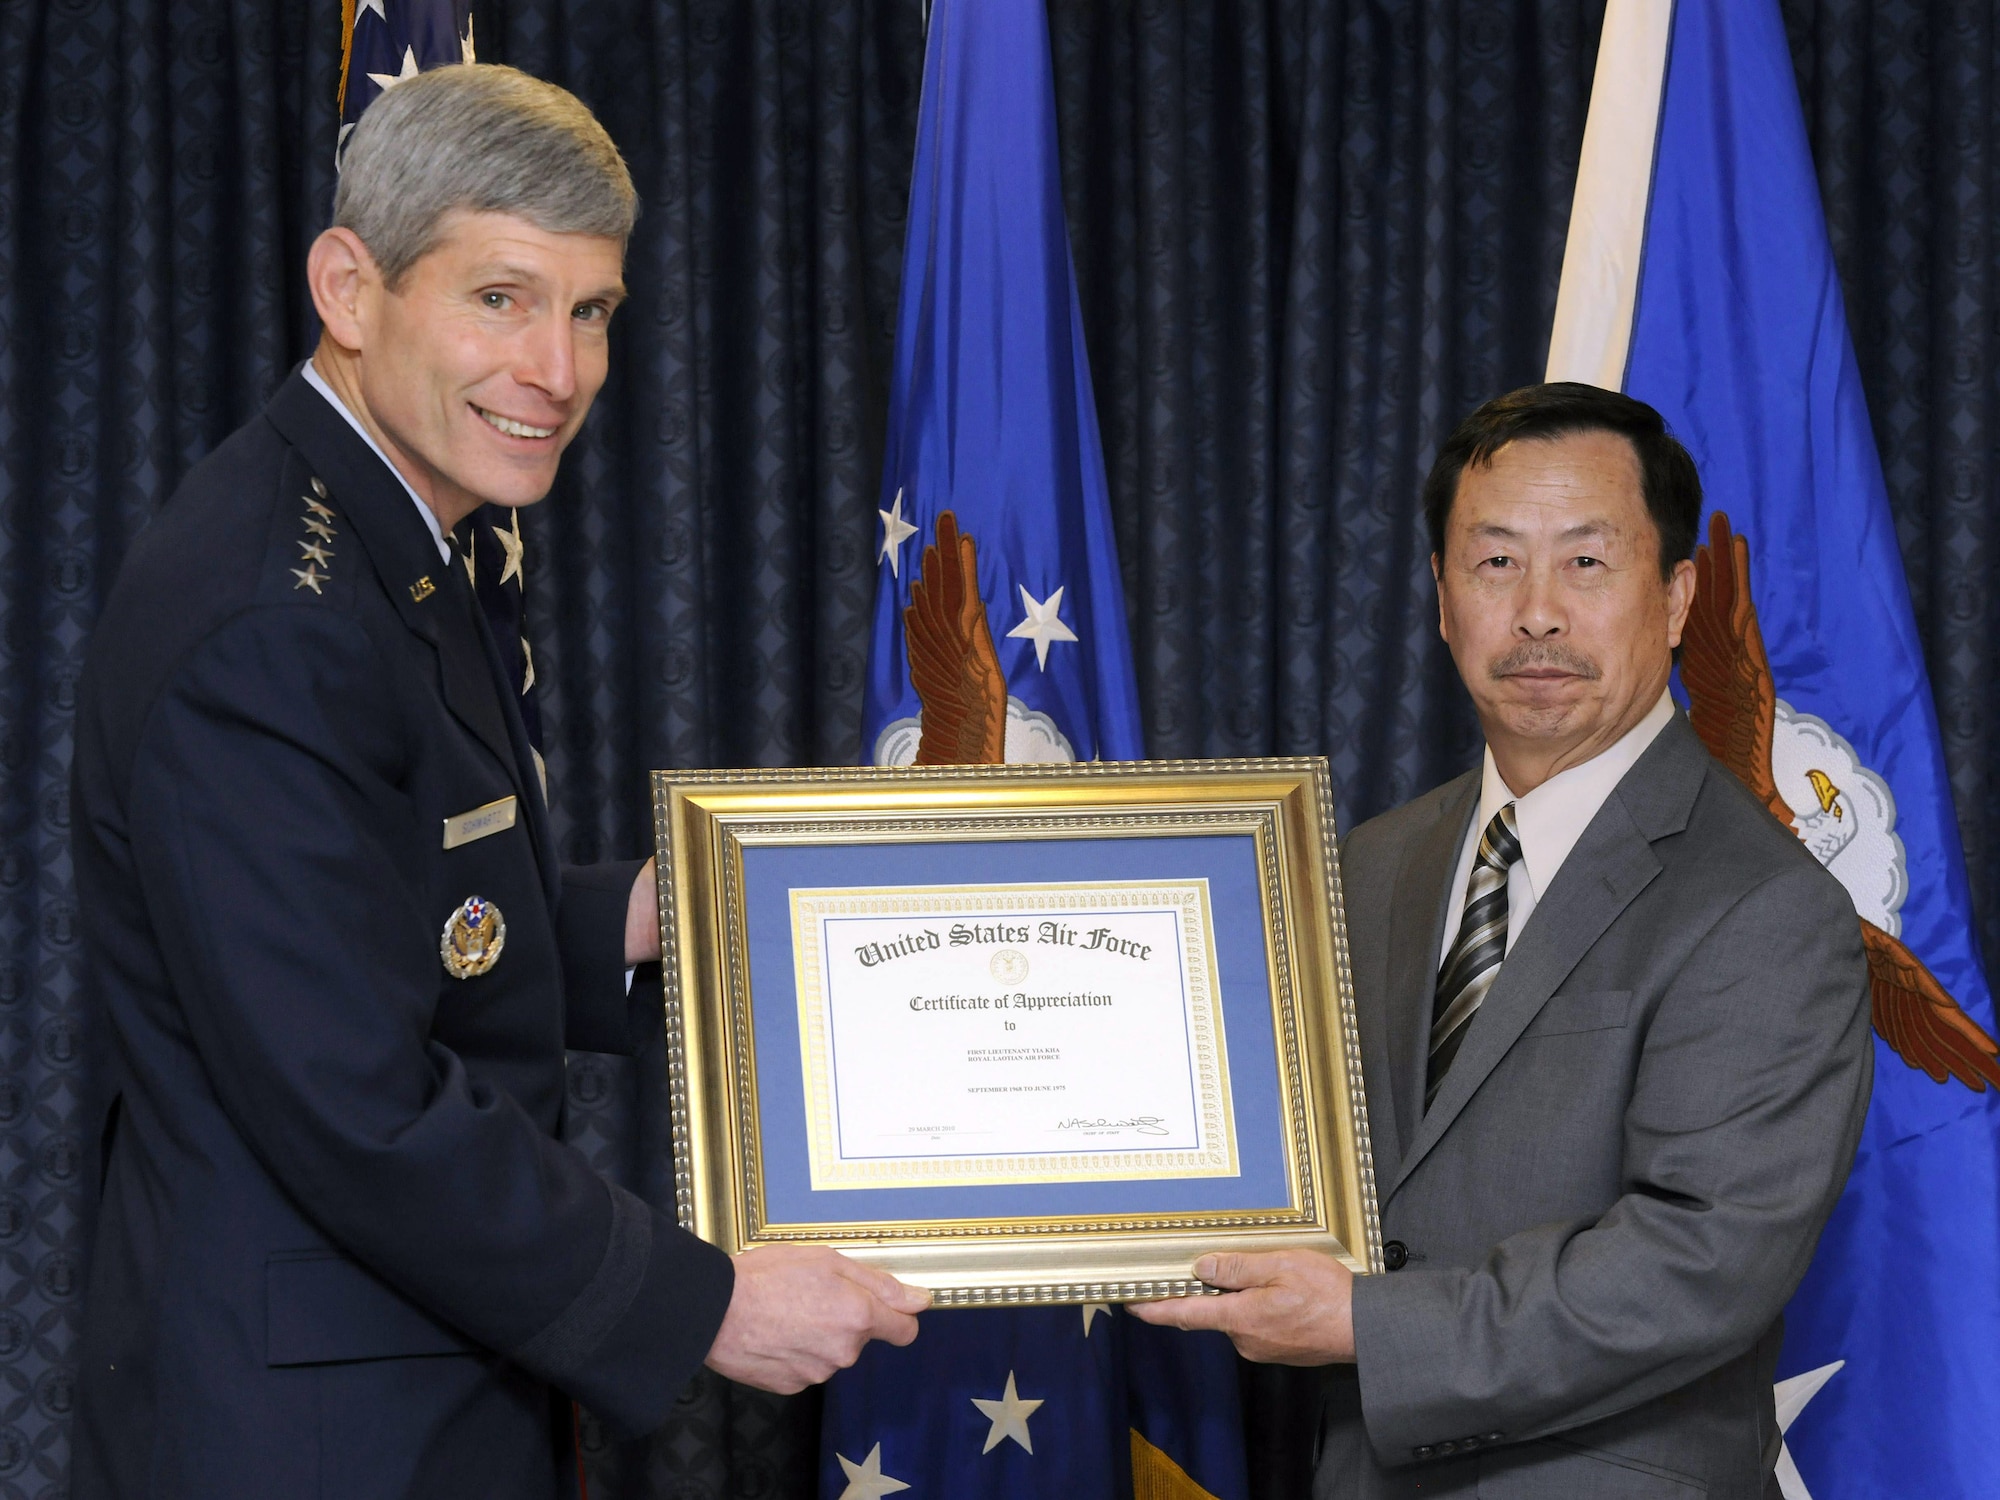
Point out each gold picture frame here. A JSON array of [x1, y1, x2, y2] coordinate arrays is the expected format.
[[652, 758, 1382, 1305]]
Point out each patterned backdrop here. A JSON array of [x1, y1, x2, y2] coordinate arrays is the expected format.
[[0, 2, 1993, 1496]]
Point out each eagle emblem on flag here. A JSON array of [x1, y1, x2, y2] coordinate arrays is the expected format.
[[875, 510, 1077, 768], [903, 510, 1008, 765], [1680, 512, 2000, 1091]]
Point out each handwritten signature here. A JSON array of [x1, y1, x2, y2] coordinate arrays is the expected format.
[[1054, 1115, 1170, 1136]]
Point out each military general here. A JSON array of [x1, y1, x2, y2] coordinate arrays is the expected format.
[[71, 66, 926, 1500]]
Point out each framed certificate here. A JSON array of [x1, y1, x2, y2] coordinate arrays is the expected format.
[[651, 759, 1382, 1304]]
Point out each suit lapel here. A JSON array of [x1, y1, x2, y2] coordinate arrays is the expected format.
[[1372, 774, 1479, 1171], [264, 370, 555, 892], [1386, 715, 1710, 1202]]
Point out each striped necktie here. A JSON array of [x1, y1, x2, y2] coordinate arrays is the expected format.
[[1427, 803, 1524, 1109]]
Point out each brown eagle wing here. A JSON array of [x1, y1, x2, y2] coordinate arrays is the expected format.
[[1681, 515, 1998, 1092], [1680, 510, 1792, 826], [1861, 919, 2000, 1092], [906, 509, 1008, 765]]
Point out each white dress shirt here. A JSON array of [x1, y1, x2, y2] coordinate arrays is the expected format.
[[302, 360, 452, 563], [1439, 689, 1677, 970]]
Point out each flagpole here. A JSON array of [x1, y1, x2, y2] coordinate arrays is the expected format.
[[1544, 0, 1674, 389]]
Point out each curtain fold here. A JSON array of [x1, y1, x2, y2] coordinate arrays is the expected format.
[[1, 2, 1992, 1495]]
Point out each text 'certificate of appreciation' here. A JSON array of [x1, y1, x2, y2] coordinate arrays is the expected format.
[[788, 881, 1238, 1190]]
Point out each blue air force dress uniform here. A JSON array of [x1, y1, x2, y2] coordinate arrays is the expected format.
[[70, 367, 734, 1498]]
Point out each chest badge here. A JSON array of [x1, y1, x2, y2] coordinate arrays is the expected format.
[[441, 896, 507, 979]]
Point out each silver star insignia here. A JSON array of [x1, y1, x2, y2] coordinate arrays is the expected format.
[[303, 497, 335, 521], [297, 539, 334, 567], [496, 511, 525, 587], [302, 517, 337, 543], [290, 564, 327, 595]]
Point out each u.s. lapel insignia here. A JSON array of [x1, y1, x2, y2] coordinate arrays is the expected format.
[[440, 895, 506, 979], [409, 576, 436, 603]]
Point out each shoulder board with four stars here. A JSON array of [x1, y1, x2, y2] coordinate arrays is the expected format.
[[284, 475, 343, 600]]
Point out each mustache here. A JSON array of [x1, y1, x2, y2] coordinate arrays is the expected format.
[[1488, 643, 1601, 681]]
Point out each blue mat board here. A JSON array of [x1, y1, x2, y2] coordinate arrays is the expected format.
[[738, 832, 1296, 1227]]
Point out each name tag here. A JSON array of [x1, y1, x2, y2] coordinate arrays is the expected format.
[[442, 796, 518, 850]]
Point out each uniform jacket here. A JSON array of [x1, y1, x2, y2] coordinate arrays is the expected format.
[[71, 369, 734, 1499], [1316, 715, 1872, 1500]]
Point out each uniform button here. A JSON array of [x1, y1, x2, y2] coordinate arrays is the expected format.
[[1412, 1446, 1434, 1460], [1437, 1440, 1457, 1455], [1382, 1239, 1408, 1270], [1484, 1432, 1504, 1443]]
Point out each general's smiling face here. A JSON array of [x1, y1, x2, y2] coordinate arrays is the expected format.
[[355, 210, 626, 519], [1434, 428, 1695, 788]]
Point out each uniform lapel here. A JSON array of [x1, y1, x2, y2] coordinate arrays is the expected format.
[[264, 370, 555, 892], [1386, 715, 1709, 1202], [432, 563, 525, 786], [461, 577, 561, 905], [1369, 774, 1479, 1173]]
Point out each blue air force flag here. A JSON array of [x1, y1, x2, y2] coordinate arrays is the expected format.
[[1548, 3, 2000, 1497], [856, 0, 1141, 768], [834, 3, 1245, 1497]]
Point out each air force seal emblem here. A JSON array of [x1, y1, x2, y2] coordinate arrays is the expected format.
[[441, 896, 506, 979]]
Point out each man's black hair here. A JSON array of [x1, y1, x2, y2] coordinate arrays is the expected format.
[[1421, 382, 1703, 578]]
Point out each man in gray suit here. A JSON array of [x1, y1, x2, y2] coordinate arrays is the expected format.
[[1134, 383, 1873, 1499]]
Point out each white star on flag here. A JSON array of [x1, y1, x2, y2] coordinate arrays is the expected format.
[[354, 0, 387, 22], [1006, 584, 1077, 670], [461, 15, 476, 62], [1773, 1360, 1843, 1500], [367, 46, 423, 96], [878, 488, 918, 578], [971, 1370, 1044, 1455], [1081, 1302, 1112, 1336], [835, 1442, 910, 1500]]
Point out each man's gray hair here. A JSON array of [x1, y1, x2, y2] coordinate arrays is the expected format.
[[334, 65, 636, 286]]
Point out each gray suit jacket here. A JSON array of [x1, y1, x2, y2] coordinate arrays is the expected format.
[[1314, 715, 1872, 1500]]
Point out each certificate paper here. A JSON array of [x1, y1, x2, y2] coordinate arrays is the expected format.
[[789, 881, 1239, 1189]]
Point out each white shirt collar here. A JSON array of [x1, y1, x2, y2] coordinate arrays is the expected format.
[[301, 360, 453, 563], [1475, 688, 1678, 899]]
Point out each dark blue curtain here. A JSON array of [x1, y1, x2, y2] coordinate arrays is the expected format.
[[2, 2, 1993, 1496]]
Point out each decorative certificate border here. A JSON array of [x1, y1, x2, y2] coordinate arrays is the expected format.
[[788, 880, 1238, 1189]]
